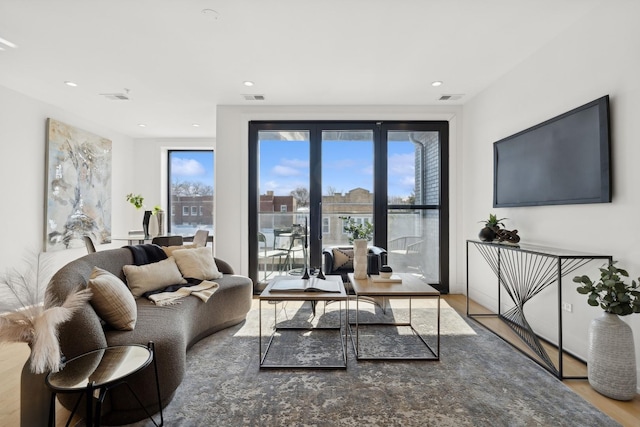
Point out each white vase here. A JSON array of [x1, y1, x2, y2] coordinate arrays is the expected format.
[[149, 213, 159, 237], [353, 239, 368, 280], [588, 312, 637, 400]]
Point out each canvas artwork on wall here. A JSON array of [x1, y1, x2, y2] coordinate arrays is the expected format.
[[45, 118, 112, 251]]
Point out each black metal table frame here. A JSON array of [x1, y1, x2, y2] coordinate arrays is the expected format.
[[466, 240, 612, 380], [259, 297, 348, 369], [349, 294, 440, 361], [46, 342, 163, 427]]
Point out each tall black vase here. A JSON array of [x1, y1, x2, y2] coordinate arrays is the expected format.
[[142, 210, 152, 238]]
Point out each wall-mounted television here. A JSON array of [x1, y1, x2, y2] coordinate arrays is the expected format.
[[493, 95, 611, 208]]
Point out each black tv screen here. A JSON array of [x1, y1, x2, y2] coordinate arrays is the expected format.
[[493, 95, 611, 208]]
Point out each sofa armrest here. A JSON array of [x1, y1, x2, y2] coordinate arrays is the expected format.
[[214, 257, 234, 274]]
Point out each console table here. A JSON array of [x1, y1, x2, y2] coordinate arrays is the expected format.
[[466, 240, 612, 379]]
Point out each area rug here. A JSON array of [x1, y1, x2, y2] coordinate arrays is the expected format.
[[130, 300, 618, 427]]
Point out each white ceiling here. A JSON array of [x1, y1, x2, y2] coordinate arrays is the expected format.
[[0, 0, 603, 139]]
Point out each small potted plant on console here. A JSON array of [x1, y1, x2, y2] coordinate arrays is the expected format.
[[478, 213, 506, 242]]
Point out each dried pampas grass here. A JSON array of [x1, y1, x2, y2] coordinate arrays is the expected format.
[[0, 253, 93, 373]]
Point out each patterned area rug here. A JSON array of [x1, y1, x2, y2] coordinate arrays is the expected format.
[[131, 299, 618, 427]]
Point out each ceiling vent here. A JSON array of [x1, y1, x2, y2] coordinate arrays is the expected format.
[[243, 94, 265, 101], [439, 94, 464, 101], [100, 92, 131, 101]]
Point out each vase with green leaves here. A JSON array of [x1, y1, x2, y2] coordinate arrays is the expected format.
[[573, 262, 640, 400], [340, 216, 372, 279], [126, 193, 153, 237]]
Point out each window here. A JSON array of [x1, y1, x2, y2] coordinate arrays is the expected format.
[[280, 205, 287, 212], [168, 150, 214, 236], [171, 205, 176, 216], [249, 121, 448, 293]]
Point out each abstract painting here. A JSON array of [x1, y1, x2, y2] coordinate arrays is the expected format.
[[45, 118, 112, 251]]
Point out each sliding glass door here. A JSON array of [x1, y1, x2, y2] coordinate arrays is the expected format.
[[249, 121, 448, 292]]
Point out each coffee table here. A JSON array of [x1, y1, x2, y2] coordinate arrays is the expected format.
[[259, 275, 348, 369], [348, 272, 440, 361]]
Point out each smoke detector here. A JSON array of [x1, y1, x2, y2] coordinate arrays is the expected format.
[[242, 94, 265, 101]]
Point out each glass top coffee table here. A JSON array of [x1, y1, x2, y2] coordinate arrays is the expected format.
[[348, 272, 440, 361], [259, 275, 348, 369]]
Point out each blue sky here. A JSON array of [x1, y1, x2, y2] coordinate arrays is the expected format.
[[259, 139, 415, 198], [170, 151, 214, 185]]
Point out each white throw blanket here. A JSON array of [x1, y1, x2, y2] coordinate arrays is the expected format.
[[148, 280, 219, 306]]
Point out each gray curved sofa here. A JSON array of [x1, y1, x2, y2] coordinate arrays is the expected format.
[[43, 247, 253, 425]]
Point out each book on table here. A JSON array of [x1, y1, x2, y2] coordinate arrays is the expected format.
[[269, 277, 341, 293], [370, 274, 403, 283]]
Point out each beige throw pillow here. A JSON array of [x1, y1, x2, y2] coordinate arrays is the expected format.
[[162, 243, 197, 257], [123, 257, 187, 298], [172, 246, 223, 280], [88, 267, 137, 330]]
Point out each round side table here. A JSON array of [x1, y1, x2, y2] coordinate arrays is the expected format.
[[46, 342, 163, 427]]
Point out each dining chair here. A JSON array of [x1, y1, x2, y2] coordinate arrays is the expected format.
[[258, 232, 288, 281], [83, 236, 97, 254], [151, 236, 183, 246], [193, 230, 209, 247]]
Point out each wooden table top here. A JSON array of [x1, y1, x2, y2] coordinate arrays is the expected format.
[[348, 273, 440, 297]]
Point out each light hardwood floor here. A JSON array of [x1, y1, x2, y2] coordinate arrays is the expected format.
[[448, 294, 640, 427], [1, 294, 638, 426]]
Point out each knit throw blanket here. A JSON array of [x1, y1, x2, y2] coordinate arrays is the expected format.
[[147, 280, 219, 306]]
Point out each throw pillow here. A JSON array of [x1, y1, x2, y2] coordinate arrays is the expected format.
[[123, 257, 187, 298], [162, 243, 197, 257], [172, 246, 223, 280], [332, 248, 354, 271], [88, 267, 137, 330]]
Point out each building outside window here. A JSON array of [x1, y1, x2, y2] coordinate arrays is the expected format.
[[280, 205, 287, 212], [168, 150, 214, 236]]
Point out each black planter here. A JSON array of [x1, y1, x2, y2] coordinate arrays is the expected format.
[[478, 226, 496, 242], [142, 210, 152, 238]]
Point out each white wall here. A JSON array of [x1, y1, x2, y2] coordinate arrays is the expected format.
[[0, 84, 134, 287], [461, 0, 640, 391], [215, 105, 462, 282], [128, 138, 215, 238]]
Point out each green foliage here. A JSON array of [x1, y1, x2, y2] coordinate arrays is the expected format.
[[126, 193, 144, 209], [339, 216, 373, 243], [480, 213, 507, 228], [573, 262, 640, 316], [153, 205, 163, 215]]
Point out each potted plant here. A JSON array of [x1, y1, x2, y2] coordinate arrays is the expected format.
[[339, 216, 373, 243], [573, 262, 640, 400], [126, 193, 153, 237], [478, 213, 506, 242], [340, 216, 373, 279]]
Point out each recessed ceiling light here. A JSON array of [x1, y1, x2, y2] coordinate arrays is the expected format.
[[64, 81, 78, 87], [0, 37, 17, 49], [138, 123, 146, 128], [431, 81, 443, 87], [243, 81, 254, 87], [192, 123, 200, 127]]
